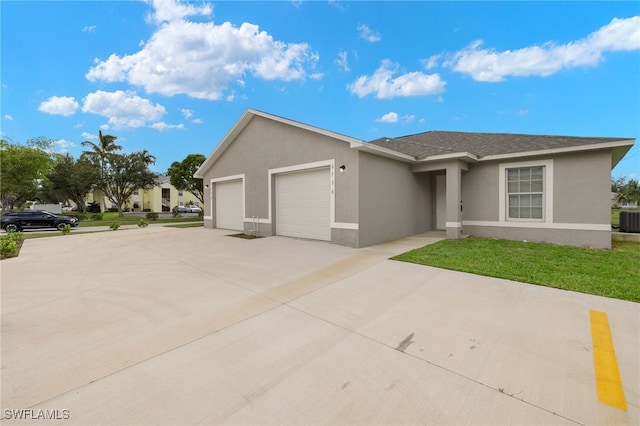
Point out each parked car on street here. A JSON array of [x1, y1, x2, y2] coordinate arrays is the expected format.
[[1, 210, 79, 232], [173, 205, 202, 214]]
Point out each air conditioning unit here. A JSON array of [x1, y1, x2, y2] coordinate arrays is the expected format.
[[619, 211, 640, 233]]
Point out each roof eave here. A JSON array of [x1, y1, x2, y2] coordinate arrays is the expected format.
[[350, 141, 416, 162], [478, 139, 635, 163], [416, 152, 479, 163]]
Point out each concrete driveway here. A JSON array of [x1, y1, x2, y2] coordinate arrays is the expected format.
[[1, 227, 638, 425]]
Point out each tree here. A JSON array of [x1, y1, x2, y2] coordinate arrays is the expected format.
[[612, 177, 640, 204], [45, 155, 99, 213], [80, 130, 122, 174], [167, 154, 206, 204], [81, 130, 122, 208], [98, 151, 158, 216], [0, 138, 54, 209]]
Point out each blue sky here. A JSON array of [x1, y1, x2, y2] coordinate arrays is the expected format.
[[2, 1, 639, 179]]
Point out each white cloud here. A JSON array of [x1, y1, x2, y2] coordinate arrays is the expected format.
[[348, 60, 447, 99], [335, 50, 350, 72], [82, 25, 96, 33], [180, 108, 193, 119], [357, 24, 381, 42], [448, 15, 640, 82], [422, 54, 441, 70], [52, 139, 76, 154], [191, 118, 203, 124], [38, 96, 79, 116], [145, 0, 213, 25], [81, 132, 97, 140], [376, 112, 398, 123], [86, 0, 319, 100], [4, 114, 13, 120], [82, 90, 166, 129], [150, 121, 185, 131]]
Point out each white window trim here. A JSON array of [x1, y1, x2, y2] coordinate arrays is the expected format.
[[499, 159, 553, 224], [206, 174, 245, 221]]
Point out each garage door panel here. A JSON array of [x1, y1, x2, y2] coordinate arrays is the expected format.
[[216, 180, 243, 231], [276, 168, 330, 241]]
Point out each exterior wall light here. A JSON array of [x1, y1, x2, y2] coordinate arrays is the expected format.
[[339, 165, 346, 173]]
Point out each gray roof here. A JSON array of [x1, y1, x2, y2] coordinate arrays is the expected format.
[[369, 131, 632, 160]]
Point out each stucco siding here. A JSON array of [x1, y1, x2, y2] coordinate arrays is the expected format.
[[552, 150, 611, 225], [462, 162, 499, 222], [460, 150, 613, 248], [358, 152, 432, 247], [201, 115, 359, 238], [464, 225, 611, 249]]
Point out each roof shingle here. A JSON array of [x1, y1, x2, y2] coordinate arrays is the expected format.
[[369, 131, 631, 160]]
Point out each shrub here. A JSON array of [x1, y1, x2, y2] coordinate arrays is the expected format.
[[86, 202, 101, 213], [138, 219, 149, 228], [107, 207, 119, 213], [0, 231, 23, 257], [143, 208, 151, 212], [172, 210, 181, 218], [60, 224, 71, 235], [109, 222, 121, 231], [145, 212, 158, 221], [89, 213, 104, 221], [0, 237, 18, 257]]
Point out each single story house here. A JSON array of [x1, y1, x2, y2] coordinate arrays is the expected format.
[[195, 109, 635, 249]]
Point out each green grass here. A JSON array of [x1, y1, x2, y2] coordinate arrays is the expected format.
[[164, 223, 204, 228], [78, 213, 203, 227], [393, 237, 640, 302]]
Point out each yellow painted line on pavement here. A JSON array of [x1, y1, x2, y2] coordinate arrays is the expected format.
[[590, 310, 627, 411]]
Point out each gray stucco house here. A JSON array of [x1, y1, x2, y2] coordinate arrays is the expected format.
[[195, 109, 635, 249]]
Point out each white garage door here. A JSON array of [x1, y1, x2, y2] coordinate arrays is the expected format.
[[215, 180, 244, 231], [276, 167, 330, 241]]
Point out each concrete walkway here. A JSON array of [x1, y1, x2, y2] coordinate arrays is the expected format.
[[1, 227, 638, 425]]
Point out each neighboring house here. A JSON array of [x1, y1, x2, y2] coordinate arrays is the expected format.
[[195, 109, 635, 249], [86, 175, 200, 212], [611, 192, 638, 209]]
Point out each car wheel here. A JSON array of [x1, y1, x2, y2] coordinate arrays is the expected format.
[[56, 223, 68, 231], [4, 224, 20, 233]]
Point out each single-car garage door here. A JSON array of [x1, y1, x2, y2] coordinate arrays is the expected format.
[[216, 179, 243, 231], [276, 167, 330, 241]]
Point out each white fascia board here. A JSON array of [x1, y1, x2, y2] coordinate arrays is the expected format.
[[349, 141, 416, 162], [417, 152, 479, 163], [479, 139, 635, 162]]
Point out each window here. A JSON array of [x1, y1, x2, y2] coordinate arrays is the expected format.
[[507, 166, 544, 219], [133, 191, 139, 195]]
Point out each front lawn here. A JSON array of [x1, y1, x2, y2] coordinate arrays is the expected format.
[[393, 237, 640, 302], [76, 212, 203, 227]]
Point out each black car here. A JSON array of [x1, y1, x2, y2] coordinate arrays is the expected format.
[[1, 210, 79, 232]]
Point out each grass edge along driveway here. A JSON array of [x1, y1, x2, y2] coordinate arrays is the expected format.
[[393, 237, 640, 303]]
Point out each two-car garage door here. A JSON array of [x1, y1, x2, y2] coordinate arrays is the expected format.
[[276, 167, 330, 241]]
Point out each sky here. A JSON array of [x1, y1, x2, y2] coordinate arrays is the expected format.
[[1, 1, 639, 179]]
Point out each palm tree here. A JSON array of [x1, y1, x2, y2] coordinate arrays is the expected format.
[[81, 130, 122, 171], [81, 130, 122, 211]]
